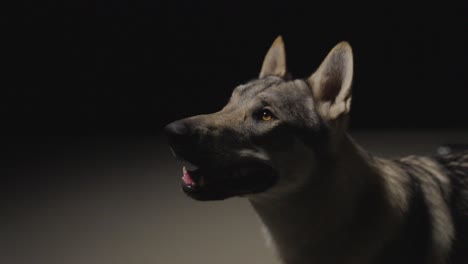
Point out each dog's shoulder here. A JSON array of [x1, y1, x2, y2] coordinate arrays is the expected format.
[[388, 152, 467, 263]]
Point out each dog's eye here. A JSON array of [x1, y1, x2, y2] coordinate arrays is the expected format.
[[261, 109, 274, 121]]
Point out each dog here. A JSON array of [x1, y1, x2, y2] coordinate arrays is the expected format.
[[165, 36, 468, 264]]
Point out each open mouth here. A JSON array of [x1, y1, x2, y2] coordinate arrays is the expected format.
[[178, 160, 278, 201]]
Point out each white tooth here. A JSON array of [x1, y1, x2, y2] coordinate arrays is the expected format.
[[183, 166, 187, 174], [183, 161, 199, 171]]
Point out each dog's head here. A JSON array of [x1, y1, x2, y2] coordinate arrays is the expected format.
[[165, 36, 353, 201]]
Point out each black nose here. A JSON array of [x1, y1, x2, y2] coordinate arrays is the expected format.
[[164, 120, 190, 143]]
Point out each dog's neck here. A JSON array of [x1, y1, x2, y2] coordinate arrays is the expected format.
[[248, 134, 401, 264]]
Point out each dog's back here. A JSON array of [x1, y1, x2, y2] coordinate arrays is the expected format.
[[435, 150, 468, 263], [371, 150, 468, 264]]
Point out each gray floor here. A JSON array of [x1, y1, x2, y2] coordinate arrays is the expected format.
[[2, 131, 468, 264]]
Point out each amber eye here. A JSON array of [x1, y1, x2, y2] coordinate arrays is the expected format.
[[261, 109, 273, 121]]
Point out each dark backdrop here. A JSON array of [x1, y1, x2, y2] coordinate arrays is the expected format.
[[3, 1, 468, 136]]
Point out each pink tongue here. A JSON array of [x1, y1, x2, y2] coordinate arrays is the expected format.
[[182, 168, 196, 185]]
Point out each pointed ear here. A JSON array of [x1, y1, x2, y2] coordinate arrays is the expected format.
[[259, 36, 287, 78], [307, 42, 353, 120]]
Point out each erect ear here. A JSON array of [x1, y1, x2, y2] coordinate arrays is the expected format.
[[307, 42, 353, 121], [259, 36, 287, 79]]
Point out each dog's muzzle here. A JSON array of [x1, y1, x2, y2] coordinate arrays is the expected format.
[[164, 120, 279, 200]]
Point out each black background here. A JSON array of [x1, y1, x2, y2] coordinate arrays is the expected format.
[[4, 1, 468, 138]]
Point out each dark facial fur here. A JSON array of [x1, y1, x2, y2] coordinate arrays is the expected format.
[[165, 76, 327, 200]]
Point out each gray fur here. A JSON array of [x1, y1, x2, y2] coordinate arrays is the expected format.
[[165, 37, 468, 264]]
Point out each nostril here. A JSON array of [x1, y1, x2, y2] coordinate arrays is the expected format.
[[164, 120, 189, 139]]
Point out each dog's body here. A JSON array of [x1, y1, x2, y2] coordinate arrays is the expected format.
[[165, 37, 468, 264]]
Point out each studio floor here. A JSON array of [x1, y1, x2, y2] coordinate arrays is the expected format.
[[2, 130, 468, 264]]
